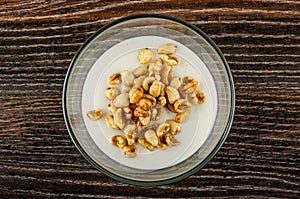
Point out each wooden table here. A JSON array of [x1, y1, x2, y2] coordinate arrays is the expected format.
[[1, 0, 299, 198]]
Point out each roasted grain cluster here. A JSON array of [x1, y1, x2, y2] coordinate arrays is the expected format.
[[87, 43, 205, 158]]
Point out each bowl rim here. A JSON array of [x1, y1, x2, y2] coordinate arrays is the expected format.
[[62, 13, 235, 186]]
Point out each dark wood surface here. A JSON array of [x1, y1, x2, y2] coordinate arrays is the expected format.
[[1, 0, 299, 198]]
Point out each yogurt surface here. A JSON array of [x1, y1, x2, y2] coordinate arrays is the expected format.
[[82, 36, 217, 170]]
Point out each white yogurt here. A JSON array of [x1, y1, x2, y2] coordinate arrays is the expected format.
[[82, 36, 217, 170]]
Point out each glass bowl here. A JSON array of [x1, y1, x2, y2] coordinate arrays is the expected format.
[[63, 14, 235, 185]]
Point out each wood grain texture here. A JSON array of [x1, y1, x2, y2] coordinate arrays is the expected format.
[[0, 0, 299, 198]]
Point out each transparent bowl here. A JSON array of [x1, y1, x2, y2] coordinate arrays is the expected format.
[[63, 14, 235, 185]]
